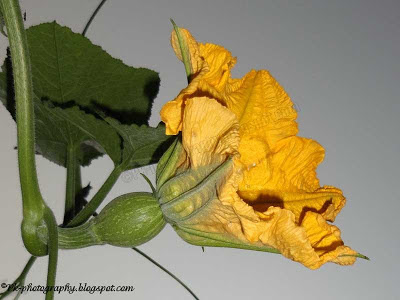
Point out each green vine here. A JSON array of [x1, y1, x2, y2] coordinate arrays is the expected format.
[[0, 0, 49, 257]]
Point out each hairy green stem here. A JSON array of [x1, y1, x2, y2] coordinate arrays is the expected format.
[[38, 221, 102, 249], [0, 0, 42, 215], [63, 144, 79, 225], [74, 162, 82, 189], [72, 163, 84, 216], [0, 0, 48, 256]]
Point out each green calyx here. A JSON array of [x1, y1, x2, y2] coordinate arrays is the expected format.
[[158, 159, 233, 223], [154, 137, 282, 255], [155, 137, 230, 223]]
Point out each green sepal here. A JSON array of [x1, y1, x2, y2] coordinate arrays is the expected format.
[[174, 226, 280, 254], [159, 159, 232, 222], [170, 19, 192, 81], [156, 136, 183, 190]]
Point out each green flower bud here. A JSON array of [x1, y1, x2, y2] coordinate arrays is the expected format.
[[54, 192, 165, 249]]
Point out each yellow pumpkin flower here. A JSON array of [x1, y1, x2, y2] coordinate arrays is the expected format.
[[158, 25, 364, 269]]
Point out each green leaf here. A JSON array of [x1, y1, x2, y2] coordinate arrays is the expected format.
[[27, 22, 159, 124], [102, 115, 174, 170], [1, 68, 120, 166], [35, 101, 121, 166], [0, 21, 161, 167]]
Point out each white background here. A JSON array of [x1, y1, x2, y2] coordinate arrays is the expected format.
[[0, 0, 399, 299]]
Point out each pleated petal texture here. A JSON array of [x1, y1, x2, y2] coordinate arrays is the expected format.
[[158, 26, 359, 269]]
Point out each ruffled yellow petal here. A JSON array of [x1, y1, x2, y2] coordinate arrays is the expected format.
[[225, 71, 328, 224], [182, 96, 240, 168], [266, 136, 324, 192], [239, 186, 346, 223], [170, 27, 236, 94], [197, 43, 237, 92], [160, 27, 360, 269], [300, 211, 357, 267], [161, 27, 237, 135], [231, 71, 300, 195], [224, 70, 298, 145], [230, 200, 356, 269], [238, 136, 346, 222], [175, 191, 356, 269]]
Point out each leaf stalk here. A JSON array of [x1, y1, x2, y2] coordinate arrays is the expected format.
[[67, 160, 128, 227], [63, 144, 80, 225]]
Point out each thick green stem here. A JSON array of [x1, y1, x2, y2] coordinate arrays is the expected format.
[[63, 144, 79, 225], [0, 0, 47, 256], [67, 163, 126, 227], [41, 221, 102, 249], [0, 0, 42, 214]]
